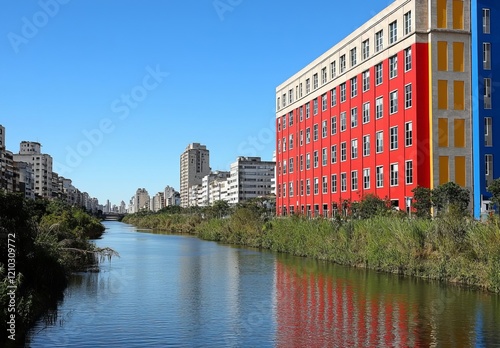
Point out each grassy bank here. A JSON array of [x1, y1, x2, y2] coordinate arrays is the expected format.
[[124, 205, 500, 293], [0, 193, 111, 346]]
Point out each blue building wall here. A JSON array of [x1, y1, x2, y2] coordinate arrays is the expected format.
[[472, 1, 500, 218]]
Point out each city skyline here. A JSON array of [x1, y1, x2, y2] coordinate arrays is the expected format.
[[0, 0, 392, 204]]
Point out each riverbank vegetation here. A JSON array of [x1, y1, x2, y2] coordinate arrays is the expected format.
[[0, 193, 113, 346], [122, 182, 500, 293]]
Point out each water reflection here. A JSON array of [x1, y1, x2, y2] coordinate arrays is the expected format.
[[275, 254, 500, 347]]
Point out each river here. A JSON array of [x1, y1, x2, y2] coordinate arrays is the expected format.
[[27, 221, 500, 347]]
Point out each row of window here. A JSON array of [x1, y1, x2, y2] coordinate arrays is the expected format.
[[277, 49, 412, 130], [277, 13, 412, 110], [278, 123, 413, 175], [277, 160, 414, 198]]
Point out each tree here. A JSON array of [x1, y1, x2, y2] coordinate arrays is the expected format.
[[487, 178, 500, 212], [412, 186, 432, 218], [432, 182, 470, 216], [357, 194, 390, 219]]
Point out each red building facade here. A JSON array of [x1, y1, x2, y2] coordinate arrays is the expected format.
[[275, 1, 437, 217]]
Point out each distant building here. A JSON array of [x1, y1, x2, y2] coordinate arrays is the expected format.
[[227, 157, 275, 205], [13, 141, 53, 198], [0, 125, 5, 150], [180, 143, 210, 207], [134, 188, 150, 212], [164, 186, 180, 206]]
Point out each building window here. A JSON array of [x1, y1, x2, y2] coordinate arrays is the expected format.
[[299, 130, 303, 146], [313, 73, 318, 90], [405, 160, 413, 185], [340, 83, 346, 102], [375, 63, 383, 85], [351, 77, 358, 97], [283, 160, 287, 174], [289, 134, 294, 150], [322, 176, 328, 194], [376, 166, 384, 188], [306, 103, 310, 118], [289, 111, 294, 126], [282, 115, 286, 130], [331, 145, 337, 163], [306, 78, 311, 94], [321, 67, 327, 84], [389, 55, 398, 79], [306, 179, 310, 195], [306, 153, 311, 170], [362, 70, 370, 92], [341, 142, 347, 162], [313, 150, 319, 168], [486, 154, 494, 185], [390, 90, 398, 114], [376, 131, 384, 153], [375, 30, 383, 52], [300, 154, 304, 171], [351, 139, 358, 159], [351, 171, 358, 191], [331, 116, 337, 135], [314, 177, 319, 195], [363, 102, 370, 124], [485, 117, 493, 146], [313, 99, 318, 115], [289, 157, 294, 173], [322, 147, 327, 166], [362, 39, 370, 60], [282, 137, 286, 152], [483, 8, 490, 34], [363, 135, 370, 156], [289, 181, 294, 197], [341, 172, 347, 192], [277, 118, 281, 131], [405, 84, 412, 108], [389, 21, 397, 44], [484, 78, 492, 109], [300, 180, 304, 195], [289, 89, 293, 104], [350, 47, 357, 67], [322, 120, 327, 138], [390, 126, 398, 150], [299, 83, 303, 98], [282, 94, 286, 107], [313, 124, 318, 141], [299, 106, 303, 121], [277, 97, 280, 111], [351, 107, 358, 128], [340, 112, 347, 131], [404, 11, 412, 35], [390, 163, 399, 186], [376, 97, 383, 119], [340, 54, 346, 73], [277, 139, 281, 153], [363, 168, 370, 189], [331, 88, 337, 106], [306, 128, 311, 143], [483, 43, 491, 70], [331, 61, 336, 78], [322, 94, 327, 111], [405, 47, 412, 71], [405, 122, 413, 147], [331, 174, 337, 193]]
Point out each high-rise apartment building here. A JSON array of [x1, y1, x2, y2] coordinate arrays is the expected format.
[[134, 188, 150, 212], [0, 125, 5, 150], [180, 143, 210, 207], [276, 0, 483, 217], [13, 141, 53, 198]]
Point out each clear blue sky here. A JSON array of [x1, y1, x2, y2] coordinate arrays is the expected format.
[[0, 0, 392, 206]]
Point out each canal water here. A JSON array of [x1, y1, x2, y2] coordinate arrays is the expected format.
[[28, 221, 500, 347]]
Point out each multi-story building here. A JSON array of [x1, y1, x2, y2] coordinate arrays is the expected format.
[[276, 0, 476, 217], [180, 143, 210, 207], [227, 157, 275, 205], [13, 141, 53, 199], [151, 192, 164, 212], [134, 188, 150, 212], [0, 125, 5, 150], [209, 171, 231, 204], [164, 186, 180, 206], [471, 1, 500, 217]]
